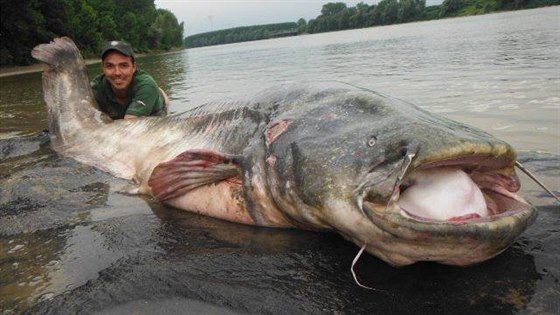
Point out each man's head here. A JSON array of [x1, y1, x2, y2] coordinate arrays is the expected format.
[[100, 41, 137, 95]]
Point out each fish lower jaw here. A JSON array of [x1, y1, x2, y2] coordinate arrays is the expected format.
[[363, 243, 506, 267], [398, 205, 528, 224], [360, 198, 536, 266], [399, 208, 481, 223]]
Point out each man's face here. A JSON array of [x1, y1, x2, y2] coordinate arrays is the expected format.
[[102, 51, 137, 94]]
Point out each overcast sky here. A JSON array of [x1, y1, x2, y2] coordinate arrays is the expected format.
[[155, 0, 442, 36]]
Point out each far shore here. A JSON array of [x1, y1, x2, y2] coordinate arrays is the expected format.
[[0, 48, 184, 78], [0, 63, 50, 78], [0, 59, 101, 78]]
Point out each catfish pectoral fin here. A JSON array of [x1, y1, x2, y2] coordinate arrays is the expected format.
[[148, 149, 244, 201]]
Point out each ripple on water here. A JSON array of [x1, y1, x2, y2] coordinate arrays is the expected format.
[[499, 104, 519, 110], [492, 124, 513, 130]]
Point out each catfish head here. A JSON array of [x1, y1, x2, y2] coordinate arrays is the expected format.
[[261, 86, 536, 266]]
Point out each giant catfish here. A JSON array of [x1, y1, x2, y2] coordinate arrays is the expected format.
[[31, 37, 536, 267]]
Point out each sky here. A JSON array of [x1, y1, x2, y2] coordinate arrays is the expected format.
[[155, 0, 442, 36]]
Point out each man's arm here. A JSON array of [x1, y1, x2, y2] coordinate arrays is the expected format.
[[124, 114, 139, 120]]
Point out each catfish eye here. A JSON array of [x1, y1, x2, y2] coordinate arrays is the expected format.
[[367, 136, 377, 147]]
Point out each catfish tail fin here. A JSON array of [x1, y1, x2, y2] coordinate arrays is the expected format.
[[31, 37, 83, 71], [31, 37, 110, 149]]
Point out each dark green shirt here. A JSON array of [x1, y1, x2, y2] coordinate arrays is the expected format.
[[90, 69, 166, 119]]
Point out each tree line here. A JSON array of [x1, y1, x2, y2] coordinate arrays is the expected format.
[[305, 0, 558, 32], [184, 0, 558, 48], [0, 0, 184, 66], [184, 23, 299, 48]]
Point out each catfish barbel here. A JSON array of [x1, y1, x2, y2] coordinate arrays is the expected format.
[[32, 37, 536, 267]]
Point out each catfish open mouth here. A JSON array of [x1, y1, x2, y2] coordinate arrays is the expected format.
[[362, 155, 535, 225], [396, 156, 533, 224], [350, 155, 539, 268]]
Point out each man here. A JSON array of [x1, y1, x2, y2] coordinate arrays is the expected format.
[[91, 40, 168, 120]]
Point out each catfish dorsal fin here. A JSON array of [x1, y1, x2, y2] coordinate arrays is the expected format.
[[148, 149, 243, 201]]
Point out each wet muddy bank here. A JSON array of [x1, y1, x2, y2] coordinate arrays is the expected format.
[[0, 134, 558, 314]]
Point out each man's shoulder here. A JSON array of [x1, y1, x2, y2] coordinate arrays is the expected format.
[[134, 70, 157, 85], [132, 70, 159, 94], [90, 73, 106, 89]]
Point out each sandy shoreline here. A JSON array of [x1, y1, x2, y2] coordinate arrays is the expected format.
[[0, 59, 101, 78], [0, 48, 183, 78], [0, 63, 48, 78]]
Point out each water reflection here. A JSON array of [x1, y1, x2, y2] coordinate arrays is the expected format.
[[1, 229, 67, 311], [136, 51, 189, 106], [0, 136, 157, 312], [0, 72, 46, 137], [151, 199, 321, 254]]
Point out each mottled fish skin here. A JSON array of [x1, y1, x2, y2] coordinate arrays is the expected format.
[[32, 37, 536, 267]]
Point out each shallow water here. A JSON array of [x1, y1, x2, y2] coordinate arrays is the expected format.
[[0, 7, 559, 314]]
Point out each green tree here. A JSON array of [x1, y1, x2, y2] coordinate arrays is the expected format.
[[184, 23, 298, 48], [321, 2, 348, 16], [297, 18, 307, 33], [112, 0, 158, 51], [86, 0, 119, 40], [372, 0, 400, 25], [0, 0, 50, 65], [384, 0, 400, 24], [349, 2, 371, 28], [421, 5, 442, 20], [150, 9, 184, 49], [38, 0, 68, 39], [64, 0, 103, 55], [337, 8, 351, 29], [399, 0, 426, 22], [440, 0, 467, 16], [0, 0, 183, 66]]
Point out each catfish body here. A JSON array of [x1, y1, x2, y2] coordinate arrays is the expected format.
[[32, 37, 536, 266]]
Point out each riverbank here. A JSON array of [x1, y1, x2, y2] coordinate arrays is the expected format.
[[0, 48, 184, 78], [0, 59, 101, 78], [0, 63, 49, 78]]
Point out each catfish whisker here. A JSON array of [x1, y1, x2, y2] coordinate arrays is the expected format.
[[515, 161, 559, 203], [350, 244, 387, 292], [387, 144, 419, 210], [351, 244, 375, 290]]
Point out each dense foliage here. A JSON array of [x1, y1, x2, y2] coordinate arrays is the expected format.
[[306, 0, 426, 33], [0, 0, 184, 66], [184, 23, 298, 48], [184, 0, 558, 48], [439, 0, 558, 16]]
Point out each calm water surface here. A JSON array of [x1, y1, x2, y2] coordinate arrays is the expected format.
[[0, 7, 559, 314]]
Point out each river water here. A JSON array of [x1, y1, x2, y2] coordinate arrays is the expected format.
[[1, 7, 559, 314]]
